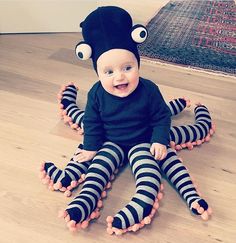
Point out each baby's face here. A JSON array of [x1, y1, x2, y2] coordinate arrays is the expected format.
[[97, 49, 139, 98]]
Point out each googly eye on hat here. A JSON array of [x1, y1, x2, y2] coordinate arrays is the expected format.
[[131, 24, 148, 43], [75, 41, 92, 60], [75, 6, 149, 72]]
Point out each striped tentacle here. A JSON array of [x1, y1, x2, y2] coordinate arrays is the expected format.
[[159, 147, 211, 220], [57, 82, 84, 132], [167, 97, 190, 116], [40, 144, 91, 196], [169, 105, 216, 150]]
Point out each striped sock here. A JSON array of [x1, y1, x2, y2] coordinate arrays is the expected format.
[[65, 142, 124, 223], [159, 147, 208, 214], [111, 143, 161, 229]]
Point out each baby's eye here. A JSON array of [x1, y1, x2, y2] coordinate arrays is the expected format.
[[105, 70, 113, 75], [123, 66, 132, 72]]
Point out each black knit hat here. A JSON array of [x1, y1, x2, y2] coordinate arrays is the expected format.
[[75, 6, 148, 72]]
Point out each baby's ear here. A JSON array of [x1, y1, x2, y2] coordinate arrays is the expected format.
[[75, 41, 92, 60], [131, 24, 148, 44]]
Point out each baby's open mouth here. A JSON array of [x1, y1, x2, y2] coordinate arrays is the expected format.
[[114, 83, 128, 90]]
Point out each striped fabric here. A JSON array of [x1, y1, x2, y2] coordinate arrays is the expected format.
[[167, 98, 187, 116], [111, 143, 161, 229], [170, 105, 212, 144], [42, 85, 211, 228], [64, 143, 208, 228], [44, 85, 212, 192], [159, 147, 208, 214], [44, 144, 90, 188], [65, 142, 124, 223], [61, 84, 84, 128]]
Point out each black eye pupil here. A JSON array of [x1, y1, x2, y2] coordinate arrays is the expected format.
[[140, 30, 146, 38], [78, 52, 83, 59]]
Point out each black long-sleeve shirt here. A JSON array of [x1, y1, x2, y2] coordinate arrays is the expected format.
[[83, 77, 171, 151]]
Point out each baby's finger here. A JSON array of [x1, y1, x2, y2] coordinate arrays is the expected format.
[[75, 154, 82, 159], [76, 154, 85, 162], [150, 146, 155, 156], [77, 128, 84, 135], [154, 150, 161, 160], [159, 151, 167, 161], [74, 149, 83, 156]]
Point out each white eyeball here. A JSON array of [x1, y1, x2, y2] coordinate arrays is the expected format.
[[131, 25, 148, 43], [75, 42, 92, 60]]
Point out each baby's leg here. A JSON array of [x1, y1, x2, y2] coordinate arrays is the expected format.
[[57, 82, 84, 133], [40, 144, 90, 196], [167, 97, 191, 116], [170, 104, 215, 150], [60, 142, 124, 231], [159, 147, 212, 220], [106, 143, 163, 235]]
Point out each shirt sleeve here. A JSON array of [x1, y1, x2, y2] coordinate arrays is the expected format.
[[149, 85, 171, 146], [83, 89, 104, 151]]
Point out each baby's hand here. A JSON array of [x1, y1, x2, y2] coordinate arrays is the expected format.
[[150, 143, 167, 161], [75, 149, 97, 163]]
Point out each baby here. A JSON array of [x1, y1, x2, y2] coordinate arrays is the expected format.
[[43, 6, 212, 234]]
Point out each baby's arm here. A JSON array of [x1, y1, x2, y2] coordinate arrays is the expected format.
[[83, 87, 104, 152], [149, 87, 171, 161], [149, 84, 171, 146], [148, 83, 171, 161], [150, 143, 167, 160]]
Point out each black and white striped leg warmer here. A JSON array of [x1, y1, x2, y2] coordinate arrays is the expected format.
[[66, 142, 124, 223], [159, 147, 208, 214], [111, 143, 161, 229], [44, 144, 90, 188]]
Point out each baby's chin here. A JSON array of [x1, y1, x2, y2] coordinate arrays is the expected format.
[[114, 93, 130, 98], [113, 89, 134, 98]]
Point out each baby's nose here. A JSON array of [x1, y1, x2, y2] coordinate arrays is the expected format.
[[115, 72, 124, 81]]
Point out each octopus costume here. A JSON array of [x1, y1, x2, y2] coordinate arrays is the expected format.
[[40, 6, 214, 235]]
